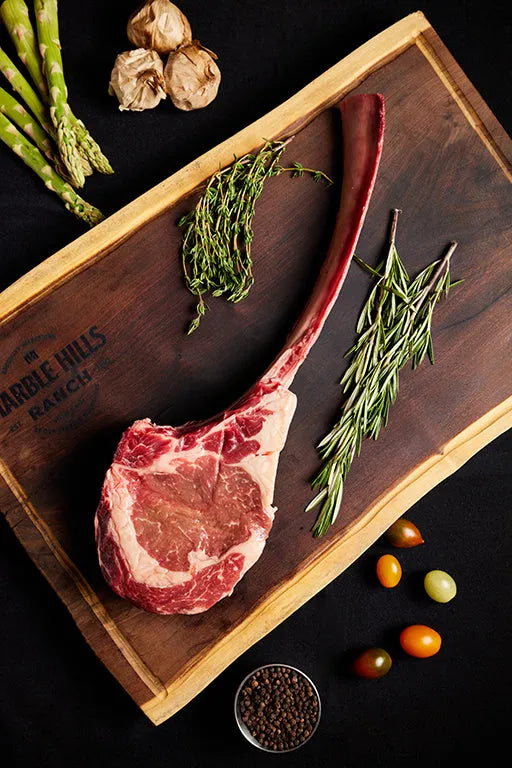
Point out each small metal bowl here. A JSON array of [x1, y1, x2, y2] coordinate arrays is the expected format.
[[234, 663, 321, 753]]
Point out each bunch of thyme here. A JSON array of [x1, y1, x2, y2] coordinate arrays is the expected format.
[[307, 209, 460, 537], [179, 138, 332, 333]]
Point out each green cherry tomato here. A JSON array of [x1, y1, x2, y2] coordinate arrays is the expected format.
[[384, 517, 424, 548], [352, 648, 393, 679], [424, 570, 457, 603]]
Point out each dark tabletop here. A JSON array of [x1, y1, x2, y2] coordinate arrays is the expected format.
[[1, 2, 511, 767]]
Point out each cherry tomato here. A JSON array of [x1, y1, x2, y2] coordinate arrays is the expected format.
[[400, 625, 442, 658], [352, 648, 392, 679], [376, 554, 402, 588], [384, 517, 424, 548], [424, 570, 457, 603]]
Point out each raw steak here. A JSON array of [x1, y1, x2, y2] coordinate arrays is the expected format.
[[95, 94, 385, 614]]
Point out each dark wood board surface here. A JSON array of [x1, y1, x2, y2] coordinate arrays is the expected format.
[[0, 16, 511, 724]]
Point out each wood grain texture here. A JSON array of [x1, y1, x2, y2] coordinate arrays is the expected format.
[[0, 15, 511, 724]]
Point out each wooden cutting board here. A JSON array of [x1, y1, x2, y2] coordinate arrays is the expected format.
[[0, 13, 511, 725]]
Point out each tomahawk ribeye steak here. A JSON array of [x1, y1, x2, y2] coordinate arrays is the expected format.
[[95, 94, 385, 614]]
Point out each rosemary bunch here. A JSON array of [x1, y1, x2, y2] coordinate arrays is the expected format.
[[179, 139, 331, 333], [307, 210, 460, 537]]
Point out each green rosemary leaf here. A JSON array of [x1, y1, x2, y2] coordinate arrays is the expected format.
[[305, 487, 327, 512], [354, 255, 382, 278]]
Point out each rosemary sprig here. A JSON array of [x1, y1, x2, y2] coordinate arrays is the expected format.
[[307, 209, 460, 537], [179, 139, 332, 333]]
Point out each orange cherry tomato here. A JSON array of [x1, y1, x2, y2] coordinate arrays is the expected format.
[[352, 648, 392, 679], [400, 625, 442, 658], [384, 517, 424, 548], [376, 554, 402, 588]]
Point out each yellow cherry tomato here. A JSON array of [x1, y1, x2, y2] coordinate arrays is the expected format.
[[400, 624, 442, 658], [376, 554, 402, 588]]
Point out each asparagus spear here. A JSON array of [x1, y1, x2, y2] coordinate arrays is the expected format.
[[0, 0, 48, 98], [0, 44, 50, 131], [31, 0, 83, 187], [0, 83, 51, 153], [0, 109, 103, 225], [33, 0, 113, 184], [0, 82, 75, 181]]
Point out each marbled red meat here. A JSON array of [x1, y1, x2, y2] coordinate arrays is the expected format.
[[95, 94, 385, 614]]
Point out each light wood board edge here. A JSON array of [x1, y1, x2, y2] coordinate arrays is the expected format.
[[415, 32, 512, 181], [0, 11, 430, 326], [142, 395, 512, 724]]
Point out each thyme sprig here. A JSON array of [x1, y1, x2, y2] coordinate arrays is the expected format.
[[179, 139, 332, 333], [307, 209, 461, 537]]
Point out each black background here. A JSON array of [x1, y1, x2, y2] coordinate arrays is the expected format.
[[1, 2, 511, 767]]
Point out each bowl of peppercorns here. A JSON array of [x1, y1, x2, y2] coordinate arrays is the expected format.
[[234, 664, 321, 752]]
